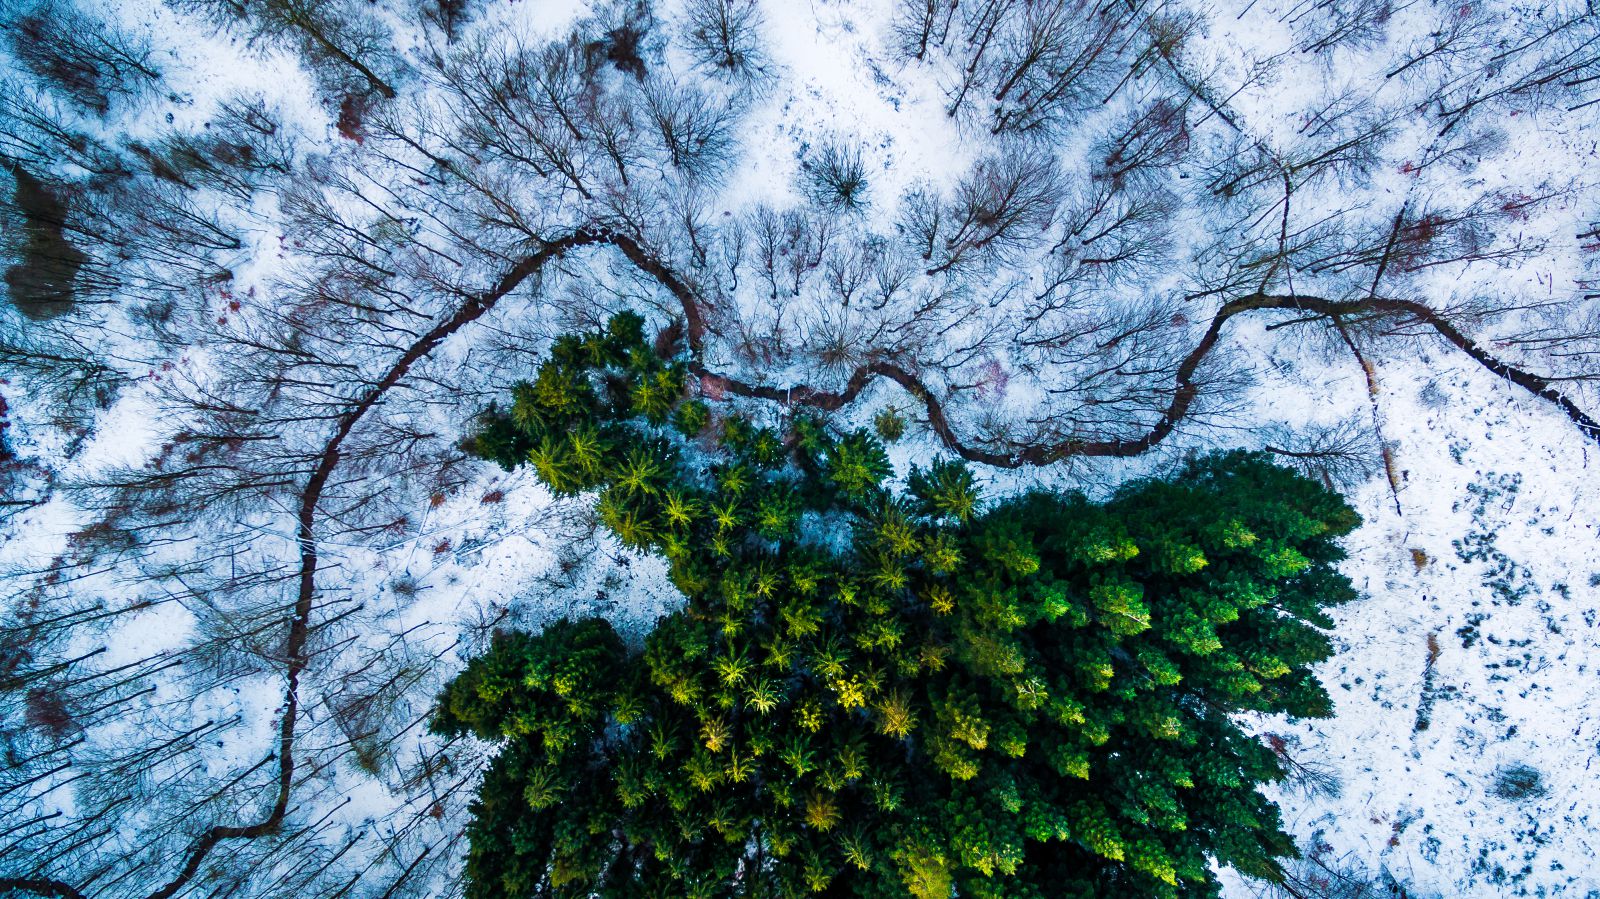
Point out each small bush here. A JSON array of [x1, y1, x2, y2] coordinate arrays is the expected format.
[[1489, 764, 1547, 801], [1418, 379, 1449, 409], [873, 406, 907, 442], [801, 138, 870, 211], [643, 79, 738, 179], [25, 685, 76, 737], [599, 22, 650, 79]]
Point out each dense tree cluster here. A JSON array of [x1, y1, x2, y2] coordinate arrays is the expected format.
[[439, 314, 1361, 898]]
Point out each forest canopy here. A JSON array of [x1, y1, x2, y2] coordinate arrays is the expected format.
[[437, 313, 1362, 898]]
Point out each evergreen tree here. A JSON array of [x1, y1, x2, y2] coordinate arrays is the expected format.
[[439, 314, 1362, 899]]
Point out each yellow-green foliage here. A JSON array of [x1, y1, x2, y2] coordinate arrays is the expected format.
[[440, 314, 1362, 899]]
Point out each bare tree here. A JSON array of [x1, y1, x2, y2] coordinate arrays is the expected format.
[[1414, 7, 1600, 134], [890, 0, 955, 61], [941, 0, 1018, 119], [1051, 180, 1176, 284], [0, 86, 129, 177], [416, 0, 472, 44], [1282, 0, 1397, 55], [173, 0, 404, 99], [1263, 416, 1383, 492], [800, 137, 871, 211], [681, 0, 766, 82], [642, 76, 740, 181], [986, 0, 1138, 134], [2, 1, 162, 115], [928, 146, 1064, 275], [143, 96, 298, 201], [1093, 96, 1191, 189]]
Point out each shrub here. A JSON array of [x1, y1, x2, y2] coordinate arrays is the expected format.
[[3, 163, 86, 321], [873, 406, 907, 443], [1489, 763, 1546, 801], [801, 138, 871, 211], [443, 314, 1362, 899]]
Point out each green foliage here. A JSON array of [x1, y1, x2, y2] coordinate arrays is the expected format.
[[874, 407, 907, 443], [908, 459, 981, 523], [824, 429, 893, 502], [447, 314, 1362, 899], [674, 398, 712, 437]]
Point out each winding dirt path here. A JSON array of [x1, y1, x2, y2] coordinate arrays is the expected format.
[[135, 230, 614, 899], [699, 291, 1600, 466]]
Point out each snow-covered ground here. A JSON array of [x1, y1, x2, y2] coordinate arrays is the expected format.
[[1229, 318, 1600, 895]]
